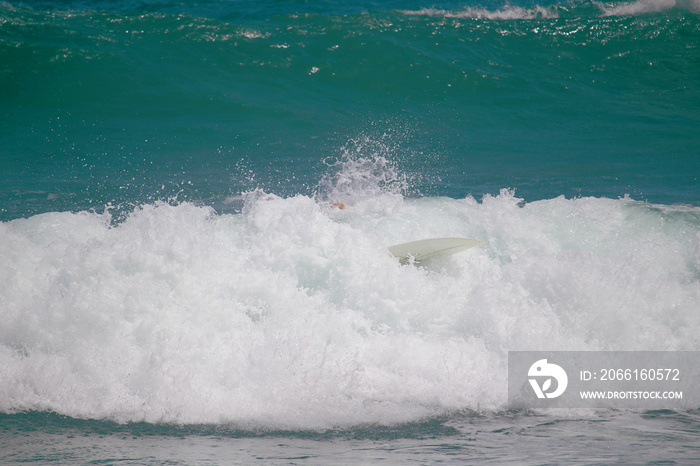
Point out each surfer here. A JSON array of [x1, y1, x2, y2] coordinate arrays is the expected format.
[[331, 202, 346, 210]]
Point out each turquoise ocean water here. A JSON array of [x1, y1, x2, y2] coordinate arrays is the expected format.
[[2, 0, 700, 463]]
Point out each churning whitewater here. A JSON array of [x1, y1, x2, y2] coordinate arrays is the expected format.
[[2, 156, 698, 428]]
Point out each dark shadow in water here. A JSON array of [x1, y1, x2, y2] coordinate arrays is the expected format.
[[0, 410, 466, 440]]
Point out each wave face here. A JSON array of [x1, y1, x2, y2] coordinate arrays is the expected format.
[[1, 0, 699, 220]]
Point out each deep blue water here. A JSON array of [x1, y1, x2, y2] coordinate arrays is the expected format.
[[2, 0, 699, 221]]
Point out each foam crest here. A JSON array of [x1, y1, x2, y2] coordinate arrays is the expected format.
[[401, 6, 559, 20], [599, 0, 700, 15], [1, 192, 698, 428]]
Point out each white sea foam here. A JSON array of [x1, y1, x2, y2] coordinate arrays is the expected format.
[[1, 180, 699, 428], [599, 0, 700, 16], [401, 6, 559, 20], [404, 1, 700, 19]]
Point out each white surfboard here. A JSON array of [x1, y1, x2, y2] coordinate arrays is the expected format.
[[388, 237, 484, 264]]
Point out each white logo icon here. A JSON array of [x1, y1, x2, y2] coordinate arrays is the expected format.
[[528, 359, 568, 399]]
